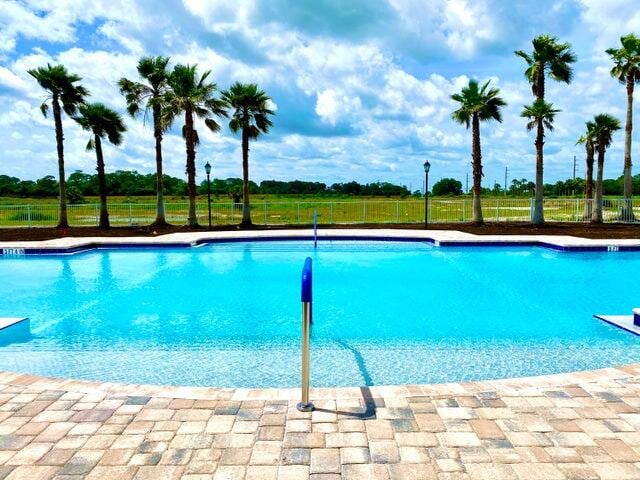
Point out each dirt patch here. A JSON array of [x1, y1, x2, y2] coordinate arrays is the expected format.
[[1, 222, 640, 242]]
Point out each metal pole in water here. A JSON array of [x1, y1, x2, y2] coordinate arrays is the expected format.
[[298, 257, 314, 412], [313, 209, 317, 248]]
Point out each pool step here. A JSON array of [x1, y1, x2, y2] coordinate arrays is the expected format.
[[0, 318, 28, 331], [594, 312, 640, 336]]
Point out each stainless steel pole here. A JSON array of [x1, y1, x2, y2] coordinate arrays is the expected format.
[[298, 257, 314, 412]]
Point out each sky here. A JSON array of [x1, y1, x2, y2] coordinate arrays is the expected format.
[[0, 0, 639, 191]]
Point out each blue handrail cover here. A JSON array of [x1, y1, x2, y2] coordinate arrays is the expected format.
[[301, 257, 312, 302]]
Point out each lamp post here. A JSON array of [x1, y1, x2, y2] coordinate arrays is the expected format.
[[423, 160, 431, 228], [204, 161, 212, 230]]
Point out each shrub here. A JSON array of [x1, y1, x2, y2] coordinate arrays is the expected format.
[[10, 211, 55, 222]]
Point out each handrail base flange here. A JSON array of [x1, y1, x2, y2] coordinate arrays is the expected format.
[[296, 402, 314, 412]]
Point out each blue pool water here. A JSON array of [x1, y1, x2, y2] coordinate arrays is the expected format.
[[0, 240, 639, 388]]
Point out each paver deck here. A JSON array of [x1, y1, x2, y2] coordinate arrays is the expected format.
[[1, 365, 640, 479]]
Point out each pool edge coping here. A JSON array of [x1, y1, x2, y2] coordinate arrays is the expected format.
[[2, 228, 640, 254], [0, 363, 637, 401]]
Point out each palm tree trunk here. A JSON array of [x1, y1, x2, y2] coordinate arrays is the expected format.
[[536, 67, 545, 102], [241, 126, 252, 226], [471, 113, 483, 224], [95, 135, 110, 228], [584, 142, 594, 220], [532, 121, 545, 225], [185, 108, 198, 227], [621, 74, 634, 220], [152, 104, 168, 226], [52, 95, 69, 228], [593, 146, 605, 223]]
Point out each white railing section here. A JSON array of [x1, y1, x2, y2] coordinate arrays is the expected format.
[[0, 198, 639, 227]]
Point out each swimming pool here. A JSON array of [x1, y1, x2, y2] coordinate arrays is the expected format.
[[0, 240, 638, 388]]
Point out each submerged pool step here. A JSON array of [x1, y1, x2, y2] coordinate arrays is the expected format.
[[0, 318, 28, 331], [0, 318, 31, 346], [594, 310, 640, 336]]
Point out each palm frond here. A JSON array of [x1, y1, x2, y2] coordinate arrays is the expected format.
[[204, 118, 220, 133]]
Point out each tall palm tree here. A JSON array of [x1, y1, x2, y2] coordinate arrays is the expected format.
[[221, 82, 274, 226], [515, 35, 576, 102], [576, 121, 597, 219], [27, 64, 88, 228], [164, 64, 226, 226], [118, 56, 172, 227], [515, 35, 576, 225], [521, 100, 561, 225], [73, 103, 127, 228], [591, 114, 622, 223], [606, 34, 640, 220], [451, 79, 506, 224]]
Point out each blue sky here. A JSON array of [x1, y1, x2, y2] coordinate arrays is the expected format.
[[0, 0, 639, 191]]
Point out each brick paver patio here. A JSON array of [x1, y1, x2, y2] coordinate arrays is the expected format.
[[1, 365, 640, 479]]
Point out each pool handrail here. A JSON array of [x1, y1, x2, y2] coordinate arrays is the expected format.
[[301, 257, 312, 303], [297, 257, 314, 412], [313, 209, 318, 248]]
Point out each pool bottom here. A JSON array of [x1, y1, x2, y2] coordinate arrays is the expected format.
[[0, 337, 630, 388]]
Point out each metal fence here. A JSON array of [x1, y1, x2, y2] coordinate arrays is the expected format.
[[0, 198, 638, 227]]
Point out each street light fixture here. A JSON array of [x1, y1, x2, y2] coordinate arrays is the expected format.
[[204, 161, 212, 230], [423, 160, 431, 228]]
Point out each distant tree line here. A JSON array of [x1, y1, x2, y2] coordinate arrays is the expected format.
[[426, 174, 640, 197], [0, 171, 412, 201], [7, 171, 640, 202]]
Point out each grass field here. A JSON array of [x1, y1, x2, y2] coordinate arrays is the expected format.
[[0, 195, 637, 227]]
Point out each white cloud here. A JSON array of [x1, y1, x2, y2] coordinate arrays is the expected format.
[[0, 0, 638, 189]]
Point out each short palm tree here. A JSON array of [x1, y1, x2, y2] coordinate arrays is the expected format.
[[74, 103, 127, 228], [521, 100, 561, 225], [27, 64, 88, 228], [451, 79, 506, 224], [591, 114, 622, 223], [606, 34, 640, 220], [576, 121, 597, 219], [515, 35, 576, 102], [221, 82, 274, 226], [118, 56, 172, 227], [164, 64, 226, 226]]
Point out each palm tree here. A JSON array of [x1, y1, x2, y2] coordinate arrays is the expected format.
[[451, 79, 506, 224], [515, 35, 576, 102], [591, 114, 622, 223], [118, 56, 172, 227], [515, 35, 576, 225], [221, 82, 274, 226], [521, 100, 561, 225], [74, 103, 127, 228], [606, 34, 640, 220], [576, 121, 597, 219], [27, 64, 88, 228], [164, 64, 226, 226]]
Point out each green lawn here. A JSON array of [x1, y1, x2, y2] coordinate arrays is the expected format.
[[0, 195, 636, 227]]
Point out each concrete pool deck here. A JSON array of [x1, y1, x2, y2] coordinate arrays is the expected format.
[[2, 229, 640, 479]]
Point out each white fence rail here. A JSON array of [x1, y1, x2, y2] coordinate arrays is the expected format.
[[0, 198, 638, 227]]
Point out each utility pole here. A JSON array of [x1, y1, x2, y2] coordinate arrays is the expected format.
[[504, 166, 508, 196], [466, 172, 468, 194], [573, 155, 576, 180]]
